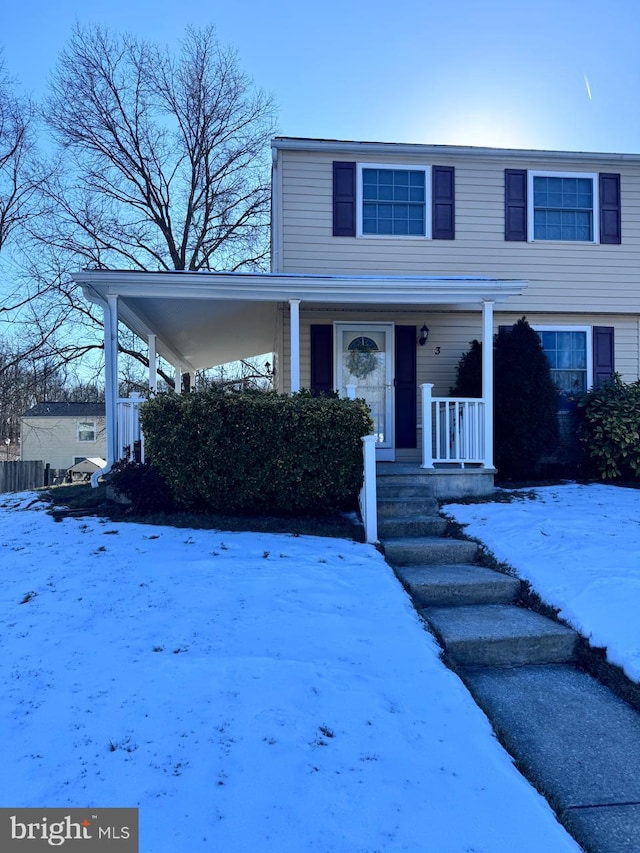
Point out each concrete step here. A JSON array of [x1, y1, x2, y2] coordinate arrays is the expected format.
[[382, 536, 478, 566], [464, 664, 640, 852], [422, 604, 578, 667], [376, 470, 434, 485], [377, 498, 440, 518], [377, 483, 437, 499], [378, 515, 448, 538], [396, 564, 521, 607]]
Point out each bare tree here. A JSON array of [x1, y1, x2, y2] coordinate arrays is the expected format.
[[0, 57, 42, 253], [42, 24, 276, 273]]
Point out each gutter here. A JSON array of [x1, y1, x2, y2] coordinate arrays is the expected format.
[[271, 145, 280, 272], [271, 136, 640, 164]]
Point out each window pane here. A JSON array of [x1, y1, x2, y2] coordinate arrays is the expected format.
[[533, 175, 594, 241], [360, 168, 426, 236], [78, 422, 95, 442], [537, 330, 587, 398]]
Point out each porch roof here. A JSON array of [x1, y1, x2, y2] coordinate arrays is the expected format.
[[72, 269, 528, 372]]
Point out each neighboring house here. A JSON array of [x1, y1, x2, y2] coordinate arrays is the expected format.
[[73, 137, 628, 494], [21, 402, 106, 470]]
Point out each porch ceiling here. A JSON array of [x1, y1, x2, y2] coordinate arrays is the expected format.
[[119, 296, 278, 371], [73, 269, 528, 372]]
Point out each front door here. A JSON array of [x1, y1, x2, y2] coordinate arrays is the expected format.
[[335, 323, 395, 461]]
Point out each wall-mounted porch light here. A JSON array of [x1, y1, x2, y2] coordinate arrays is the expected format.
[[418, 324, 430, 346]]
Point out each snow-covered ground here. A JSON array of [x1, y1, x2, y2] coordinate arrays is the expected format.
[[0, 491, 580, 852], [444, 483, 640, 682]]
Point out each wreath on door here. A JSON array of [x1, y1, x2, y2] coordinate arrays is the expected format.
[[346, 336, 379, 379]]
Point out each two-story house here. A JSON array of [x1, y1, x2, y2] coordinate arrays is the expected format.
[[74, 137, 628, 493], [21, 402, 107, 469]]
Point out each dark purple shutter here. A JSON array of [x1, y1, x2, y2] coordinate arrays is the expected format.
[[599, 173, 621, 244], [394, 326, 417, 448], [333, 161, 356, 237], [593, 326, 615, 386], [432, 166, 455, 239], [505, 169, 527, 241], [310, 325, 334, 394]]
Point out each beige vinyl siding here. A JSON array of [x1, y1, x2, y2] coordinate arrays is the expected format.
[[21, 417, 106, 469], [277, 307, 636, 395], [278, 149, 640, 315], [275, 307, 634, 463]]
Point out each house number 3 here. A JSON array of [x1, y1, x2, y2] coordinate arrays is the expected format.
[[434, 346, 441, 355]]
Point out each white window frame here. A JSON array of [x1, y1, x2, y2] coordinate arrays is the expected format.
[[534, 325, 593, 393], [77, 420, 97, 443], [528, 171, 599, 244], [73, 455, 88, 465], [357, 162, 431, 239]]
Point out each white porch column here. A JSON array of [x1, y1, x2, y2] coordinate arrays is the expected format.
[[482, 300, 495, 469], [104, 295, 119, 466], [173, 363, 182, 393], [420, 383, 435, 469], [148, 334, 157, 393], [289, 298, 301, 393]]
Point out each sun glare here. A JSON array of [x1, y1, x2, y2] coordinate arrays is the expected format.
[[423, 109, 548, 151]]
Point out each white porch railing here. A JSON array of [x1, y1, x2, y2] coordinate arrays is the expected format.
[[346, 385, 378, 543], [359, 434, 378, 544], [117, 393, 145, 463], [421, 383, 487, 468]]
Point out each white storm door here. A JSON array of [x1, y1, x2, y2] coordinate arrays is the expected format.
[[335, 323, 394, 457]]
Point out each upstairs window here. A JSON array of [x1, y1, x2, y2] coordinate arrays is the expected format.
[[529, 172, 598, 242], [357, 164, 430, 237], [77, 420, 96, 442]]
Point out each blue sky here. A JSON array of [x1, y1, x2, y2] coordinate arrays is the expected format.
[[3, 0, 640, 152]]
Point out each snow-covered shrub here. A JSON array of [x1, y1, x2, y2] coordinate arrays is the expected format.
[[138, 389, 373, 515], [577, 375, 640, 480]]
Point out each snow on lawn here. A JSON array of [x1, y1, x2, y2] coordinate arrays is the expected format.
[[444, 483, 640, 684], [0, 492, 579, 853]]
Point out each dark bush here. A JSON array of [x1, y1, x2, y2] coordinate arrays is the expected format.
[[450, 339, 482, 397], [493, 318, 559, 480], [138, 389, 373, 515], [452, 319, 560, 480], [109, 460, 177, 514], [577, 375, 640, 479]]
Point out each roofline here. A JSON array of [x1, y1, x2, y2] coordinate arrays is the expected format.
[[271, 136, 640, 163], [72, 269, 528, 306]]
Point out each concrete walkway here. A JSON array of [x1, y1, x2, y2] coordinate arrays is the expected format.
[[378, 467, 640, 853]]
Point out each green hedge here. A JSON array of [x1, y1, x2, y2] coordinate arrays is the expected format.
[[577, 375, 640, 479], [138, 389, 373, 515]]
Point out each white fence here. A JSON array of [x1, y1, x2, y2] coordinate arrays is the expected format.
[[421, 384, 487, 468]]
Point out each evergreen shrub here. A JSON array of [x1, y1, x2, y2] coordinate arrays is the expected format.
[[494, 318, 559, 480], [450, 338, 482, 397], [577, 375, 640, 479], [451, 318, 560, 480], [138, 388, 373, 515], [109, 460, 176, 514]]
